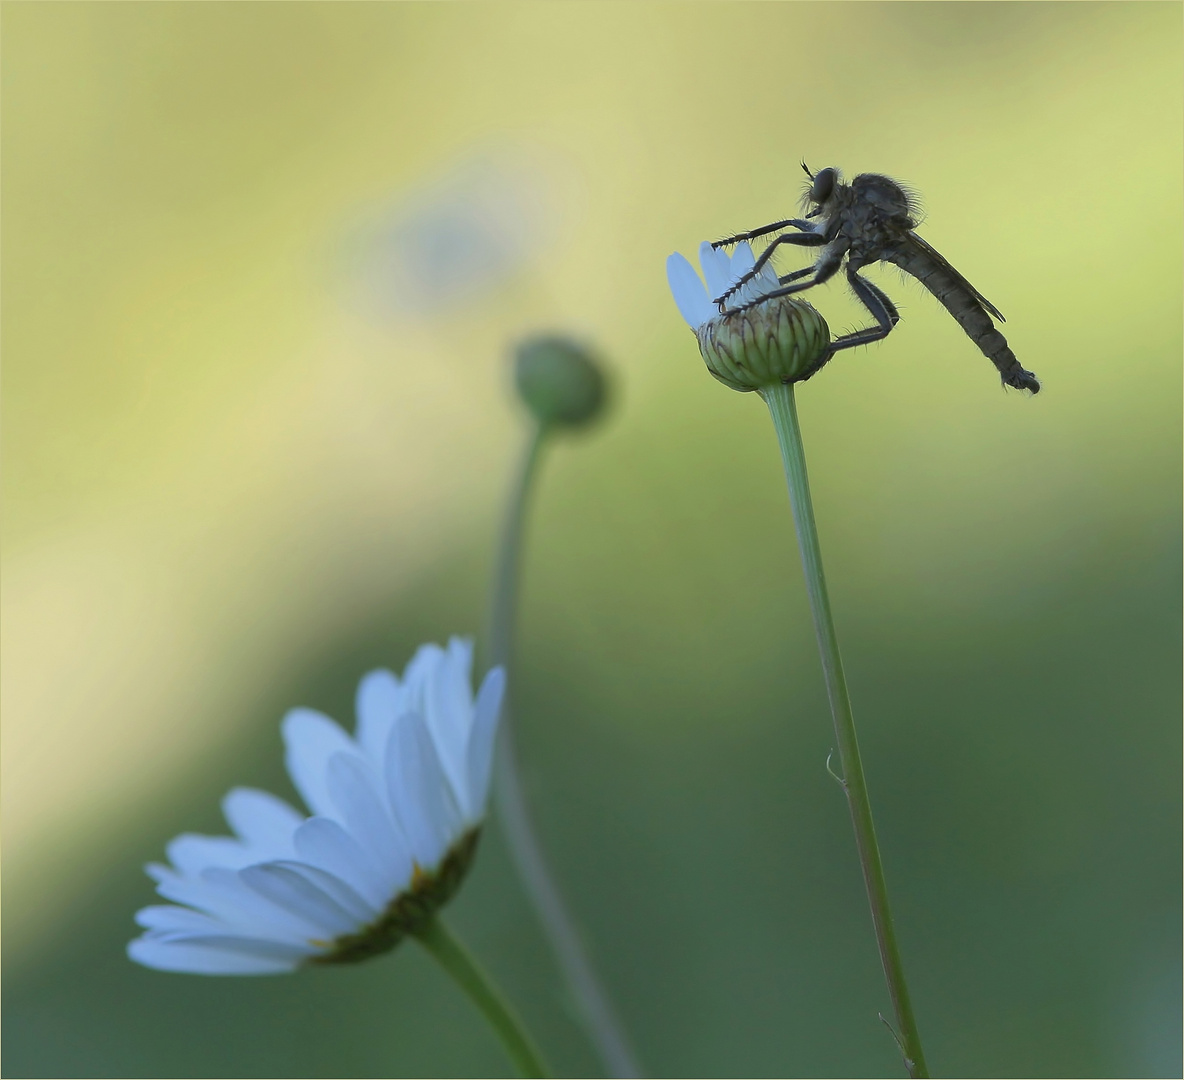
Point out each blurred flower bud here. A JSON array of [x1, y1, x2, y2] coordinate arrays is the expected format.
[[514, 334, 608, 428]]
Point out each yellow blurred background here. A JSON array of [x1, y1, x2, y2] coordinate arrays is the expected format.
[[3, 4, 1180, 1077]]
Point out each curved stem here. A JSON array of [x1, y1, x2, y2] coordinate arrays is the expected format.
[[414, 917, 549, 1078], [760, 381, 930, 1079], [486, 422, 644, 1078]]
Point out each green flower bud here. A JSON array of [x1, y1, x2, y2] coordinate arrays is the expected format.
[[514, 334, 608, 428], [696, 296, 831, 393]]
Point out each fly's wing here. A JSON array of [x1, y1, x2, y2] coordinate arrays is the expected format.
[[905, 232, 1005, 322]]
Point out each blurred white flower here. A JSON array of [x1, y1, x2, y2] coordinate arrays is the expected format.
[[128, 638, 504, 975], [665, 241, 782, 330], [341, 151, 556, 321]]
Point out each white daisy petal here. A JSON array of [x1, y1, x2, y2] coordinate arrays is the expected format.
[[422, 637, 476, 800], [756, 251, 782, 291], [729, 241, 756, 279], [355, 668, 400, 764], [728, 242, 770, 307], [134, 905, 228, 933], [145, 862, 174, 886], [399, 643, 444, 713], [281, 708, 358, 818], [666, 253, 714, 330], [152, 867, 312, 942], [152, 933, 317, 963], [221, 788, 302, 858], [199, 867, 325, 940], [293, 817, 391, 911], [239, 863, 360, 938], [264, 861, 380, 925], [698, 240, 733, 300], [465, 666, 506, 820], [386, 712, 462, 868], [324, 752, 413, 894], [128, 937, 302, 975], [166, 834, 254, 876]]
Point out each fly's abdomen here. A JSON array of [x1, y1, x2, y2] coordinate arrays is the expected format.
[[890, 241, 1040, 393]]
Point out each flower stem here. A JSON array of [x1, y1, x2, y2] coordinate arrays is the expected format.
[[760, 381, 930, 1079], [414, 917, 549, 1078], [485, 421, 644, 1079]]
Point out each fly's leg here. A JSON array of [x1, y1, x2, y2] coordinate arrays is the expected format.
[[778, 267, 815, 285], [714, 232, 828, 308], [827, 268, 898, 353], [861, 278, 900, 327], [720, 248, 843, 314], [712, 219, 815, 249]]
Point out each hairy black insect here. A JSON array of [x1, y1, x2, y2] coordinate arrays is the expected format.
[[713, 164, 1039, 393]]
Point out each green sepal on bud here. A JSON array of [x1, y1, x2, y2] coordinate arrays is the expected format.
[[514, 334, 608, 428], [696, 296, 831, 392]]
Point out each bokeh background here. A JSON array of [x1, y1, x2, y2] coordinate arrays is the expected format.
[[3, 3, 1180, 1077]]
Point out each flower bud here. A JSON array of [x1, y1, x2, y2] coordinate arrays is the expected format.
[[514, 334, 608, 428], [696, 295, 831, 393]]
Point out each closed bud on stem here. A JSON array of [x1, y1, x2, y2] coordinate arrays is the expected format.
[[697, 295, 830, 392], [667, 241, 832, 392], [514, 334, 608, 428]]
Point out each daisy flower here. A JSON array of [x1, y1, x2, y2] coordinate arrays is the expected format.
[[129, 638, 505, 975], [666, 240, 830, 391]]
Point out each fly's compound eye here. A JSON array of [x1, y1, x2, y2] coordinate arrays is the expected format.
[[810, 167, 836, 204]]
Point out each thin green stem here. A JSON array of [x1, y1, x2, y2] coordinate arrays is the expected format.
[[488, 422, 548, 674], [414, 917, 549, 1078], [485, 421, 644, 1079], [760, 381, 930, 1079]]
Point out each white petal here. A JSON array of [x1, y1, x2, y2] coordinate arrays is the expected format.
[[239, 863, 361, 938], [465, 666, 505, 820], [203, 866, 331, 938], [400, 643, 445, 710], [156, 932, 315, 961], [153, 865, 315, 942], [756, 251, 782, 291], [282, 708, 358, 817], [727, 242, 768, 306], [734, 238, 781, 301], [221, 788, 302, 858], [166, 833, 254, 876], [386, 712, 462, 869], [698, 240, 734, 301], [324, 753, 413, 896], [729, 241, 756, 279], [293, 817, 392, 911], [128, 936, 302, 975], [666, 252, 714, 330], [355, 668, 400, 764], [421, 638, 476, 803], [134, 905, 227, 933], [403, 641, 444, 680], [145, 862, 174, 885], [264, 861, 379, 924]]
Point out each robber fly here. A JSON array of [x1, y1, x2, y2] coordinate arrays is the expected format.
[[712, 164, 1040, 393]]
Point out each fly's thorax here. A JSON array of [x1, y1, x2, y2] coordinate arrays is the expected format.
[[696, 295, 830, 392], [850, 173, 916, 220]]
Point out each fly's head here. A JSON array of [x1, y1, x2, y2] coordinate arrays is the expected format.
[[800, 163, 842, 222]]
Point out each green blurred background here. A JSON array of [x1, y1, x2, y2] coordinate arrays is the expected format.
[[3, 3, 1180, 1077]]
